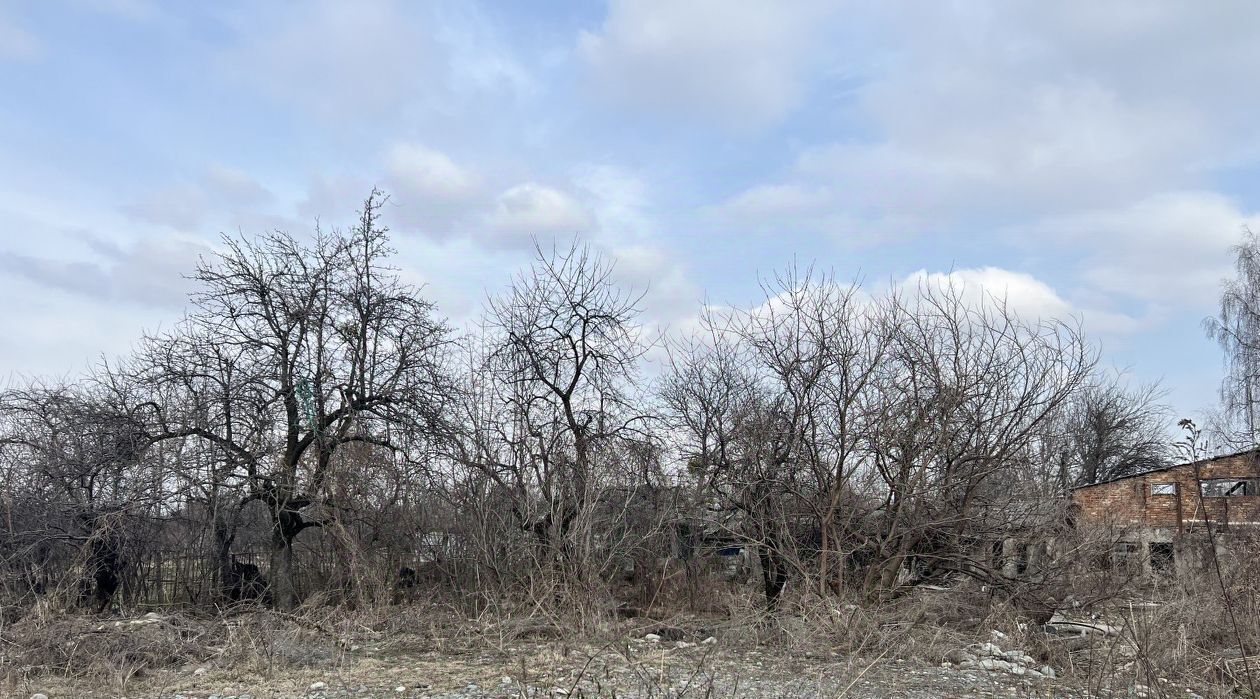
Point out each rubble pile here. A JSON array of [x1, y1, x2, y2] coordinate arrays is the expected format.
[[942, 631, 1057, 680]]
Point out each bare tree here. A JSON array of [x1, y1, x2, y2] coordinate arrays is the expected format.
[[477, 241, 653, 584], [1206, 228, 1260, 447], [663, 272, 1096, 608], [0, 216, 1122, 624], [0, 374, 162, 610], [663, 268, 891, 606], [858, 283, 1094, 598], [132, 191, 453, 608], [1059, 376, 1170, 487]]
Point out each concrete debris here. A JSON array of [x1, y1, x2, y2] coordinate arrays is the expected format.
[[1045, 612, 1120, 637], [974, 642, 1004, 658], [115, 611, 165, 627], [943, 638, 1056, 681], [1002, 649, 1035, 664]]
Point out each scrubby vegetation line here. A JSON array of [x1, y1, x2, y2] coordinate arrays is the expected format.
[[2, 193, 1258, 697]]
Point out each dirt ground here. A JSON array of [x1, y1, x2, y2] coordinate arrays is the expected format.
[[4, 603, 1227, 699], [11, 636, 1145, 699]]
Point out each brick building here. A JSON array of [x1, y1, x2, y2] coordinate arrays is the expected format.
[[1071, 448, 1260, 574]]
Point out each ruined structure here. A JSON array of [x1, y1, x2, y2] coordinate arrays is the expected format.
[[1071, 448, 1260, 575]]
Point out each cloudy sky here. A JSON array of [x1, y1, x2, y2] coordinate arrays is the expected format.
[[2, 1, 1259, 420]]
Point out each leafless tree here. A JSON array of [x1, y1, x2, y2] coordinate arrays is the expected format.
[[129, 191, 453, 608], [1206, 228, 1260, 447], [858, 283, 1094, 598], [662, 268, 890, 606], [1058, 377, 1170, 487], [0, 373, 165, 610], [471, 241, 654, 585], [663, 272, 1096, 608], [0, 207, 1128, 624]]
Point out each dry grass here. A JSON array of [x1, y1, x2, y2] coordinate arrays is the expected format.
[[0, 570, 1256, 698], [2, 599, 220, 691]]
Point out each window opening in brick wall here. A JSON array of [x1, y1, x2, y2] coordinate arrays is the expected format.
[[1151, 482, 1176, 495], [1199, 478, 1260, 497], [1150, 542, 1174, 573]]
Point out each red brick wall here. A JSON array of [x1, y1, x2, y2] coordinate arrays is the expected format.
[[1072, 451, 1260, 531]]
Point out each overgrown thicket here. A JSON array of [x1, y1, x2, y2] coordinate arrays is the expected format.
[[0, 193, 1172, 624]]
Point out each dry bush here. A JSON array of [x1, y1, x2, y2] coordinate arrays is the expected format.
[[1, 602, 218, 690], [1094, 538, 1260, 695], [1, 597, 412, 692]]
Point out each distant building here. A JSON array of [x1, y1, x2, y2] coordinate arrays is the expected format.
[[1071, 448, 1260, 575]]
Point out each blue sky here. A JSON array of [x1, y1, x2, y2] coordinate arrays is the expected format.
[[2, 1, 1260, 422]]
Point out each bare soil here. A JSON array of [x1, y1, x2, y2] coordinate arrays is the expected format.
[[5, 604, 1226, 699], [15, 636, 1101, 699]]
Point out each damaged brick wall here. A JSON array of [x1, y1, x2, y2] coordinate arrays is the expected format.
[[1072, 450, 1260, 532]]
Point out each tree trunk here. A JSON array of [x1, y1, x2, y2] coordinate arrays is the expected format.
[[818, 508, 843, 596], [212, 511, 235, 602], [759, 541, 789, 610], [270, 525, 296, 610]]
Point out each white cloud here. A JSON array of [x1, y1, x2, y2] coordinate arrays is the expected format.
[[0, 290, 154, 379], [385, 143, 478, 202], [720, 184, 829, 218], [606, 243, 699, 326], [713, 2, 1260, 240], [303, 160, 636, 251], [486, 183, 593, 238], [297, 173, 373, 223], [901, 266, 1138, 336], [433, 2, 535, 98], [203, 164, 273, 208], [123, 166, 273, 230], [301, 156, 480, 241], [123, 184, 206, 230], [709, 178, 925, 245], [714, 89, 1199, 241], [572, 164, 655, 238], [903, 267, 1072, 320], [218, 1, 533, 122], [1016, 192, 1260, 308], [1, 233, 209, 308], [219, 1, 440, 119], [578, 0, 840, 129]]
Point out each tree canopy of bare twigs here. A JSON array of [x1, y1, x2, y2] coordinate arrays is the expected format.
[[116, 191, 452, 608], [0, 195, 1186, 619], [1207, 228, 1260, 448]]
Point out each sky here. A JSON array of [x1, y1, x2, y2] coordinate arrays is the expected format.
[[2, 0, 1260, 422]]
